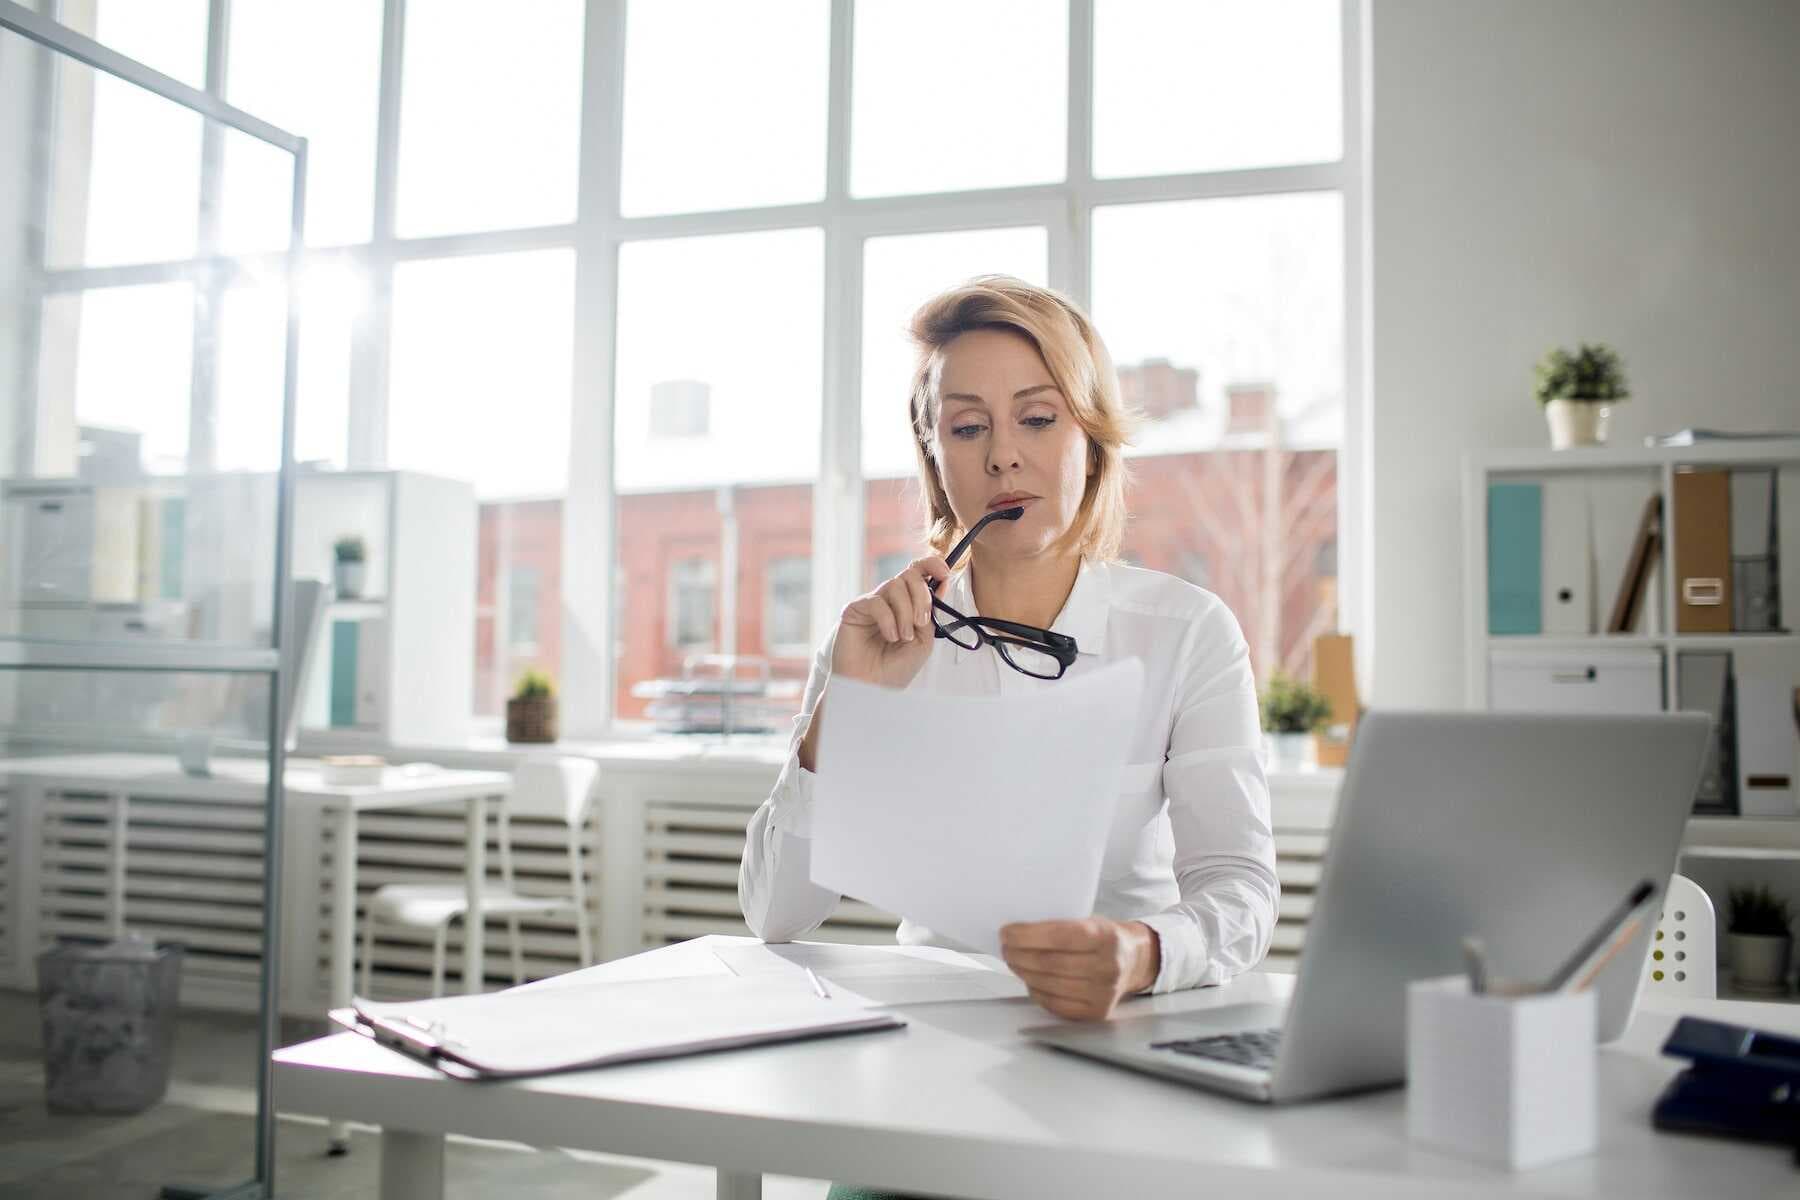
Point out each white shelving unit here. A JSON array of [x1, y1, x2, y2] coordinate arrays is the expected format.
[[1462, 438, 1800, 850], [292, 470, 477, 750]]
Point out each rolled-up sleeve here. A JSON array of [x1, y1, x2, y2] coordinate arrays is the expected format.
[[739, 631, 842, 941], [1136, 600, 1279, 992]]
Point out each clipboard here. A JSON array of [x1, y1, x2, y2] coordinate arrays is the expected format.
[[331, 971, 904, 1080]]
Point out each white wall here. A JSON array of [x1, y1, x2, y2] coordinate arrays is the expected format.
[[1369, 0, 1800, 707]]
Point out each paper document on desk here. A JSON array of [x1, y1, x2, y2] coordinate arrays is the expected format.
[[713, 940, 1030, 1006], [810, 658, 1144, 957]]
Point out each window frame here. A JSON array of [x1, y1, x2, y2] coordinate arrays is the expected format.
[[28, 0, 1367, 741]]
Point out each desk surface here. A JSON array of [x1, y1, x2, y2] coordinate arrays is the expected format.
[[0, 753, 509, 805], [273, 936, 1800, 1199]]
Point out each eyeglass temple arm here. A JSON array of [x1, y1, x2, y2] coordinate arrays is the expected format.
[[936, 506, 1026, 583]]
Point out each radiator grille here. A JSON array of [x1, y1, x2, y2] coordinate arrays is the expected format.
[[640, 797, 898, 950], [39, 789, 269, 1002]]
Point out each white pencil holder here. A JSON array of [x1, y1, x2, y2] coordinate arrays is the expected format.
[[1406, 975, 1597, 1170]]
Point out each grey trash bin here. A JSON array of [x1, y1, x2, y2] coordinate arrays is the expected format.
[[37, 935, 185, 1114]]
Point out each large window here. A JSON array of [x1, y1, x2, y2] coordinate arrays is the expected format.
[[40, 1, 1358, 738]]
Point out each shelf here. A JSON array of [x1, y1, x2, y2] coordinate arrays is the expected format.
[[1486, 633, 1796, 649], [1472, 438, 1800, 473], [1681, 845, 1800, 862], [1486, 635, 1662, 649], [0, 637, 278, 674], [326, 597, 387, 618], [1683, 817, 1800, 856], [1666, 632, 1798, 648]]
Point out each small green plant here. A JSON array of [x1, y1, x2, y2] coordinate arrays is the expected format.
[[1727, 885, 1794, 938], [1533, 343, 1629, 406], [513, 668, 556, 701], [1260, 673, 1333, 735], [333, 535, 366, 564]]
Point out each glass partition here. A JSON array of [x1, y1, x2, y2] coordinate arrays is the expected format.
[[0, 13, 300, 666]]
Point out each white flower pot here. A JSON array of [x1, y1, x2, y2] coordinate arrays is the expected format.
[[1544, 400, 1611, 449], [333, 560, 366, 599], [1266, 732, 1315, 771], [1727, 932, 1792, 995]]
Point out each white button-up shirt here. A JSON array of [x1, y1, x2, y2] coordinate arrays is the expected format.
[[738, 556, 1279, 993]]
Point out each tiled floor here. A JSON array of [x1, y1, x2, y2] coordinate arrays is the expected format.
[[0, 989, 828, 1199]]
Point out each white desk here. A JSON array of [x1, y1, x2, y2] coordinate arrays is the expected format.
[[273, 935, 1800, 1200], [0, 754, 511, 1014]]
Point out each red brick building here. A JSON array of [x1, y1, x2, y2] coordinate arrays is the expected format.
[[476, 375, 1337, 723]]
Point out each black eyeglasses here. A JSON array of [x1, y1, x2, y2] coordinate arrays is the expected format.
[[927, 506, 1080, 681]]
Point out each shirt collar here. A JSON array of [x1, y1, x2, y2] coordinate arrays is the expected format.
[[943, 557, 1110, 657]]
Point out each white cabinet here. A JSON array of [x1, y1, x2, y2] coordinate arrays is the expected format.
[[1488, 647, 1664, 714]]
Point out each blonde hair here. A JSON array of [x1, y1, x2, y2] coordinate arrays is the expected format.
[[907, 275, 1137, 563]]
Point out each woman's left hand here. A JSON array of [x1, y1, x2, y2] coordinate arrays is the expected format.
[[1000, 917, 1161, 1020]]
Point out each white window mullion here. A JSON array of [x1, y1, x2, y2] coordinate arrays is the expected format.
[[561, 0, 627, 737], [1059, 0, 1093, 307], [814, 0, 862, 641], [348, 0, 405, 470], [186, 0, 229, 475], [1339, 0, 1372, 687]]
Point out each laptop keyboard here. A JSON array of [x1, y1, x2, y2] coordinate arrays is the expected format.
[[1150, 1027, 1282, 1070]]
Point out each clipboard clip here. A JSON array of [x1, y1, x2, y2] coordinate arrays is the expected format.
[[352, 1007, 459, 1062]]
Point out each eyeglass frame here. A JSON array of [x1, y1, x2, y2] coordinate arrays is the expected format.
[[926, 506, 1080, 681]]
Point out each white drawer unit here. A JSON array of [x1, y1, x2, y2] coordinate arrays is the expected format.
[[1487, 647, 1665, 715]]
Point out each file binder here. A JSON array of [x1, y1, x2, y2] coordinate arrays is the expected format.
[[1673, 469, 1732, 633], [334, 972, 904, 1080], [1540, 480, 1590, 634], [1735, 672, 1798, 818], [1602, 492, 1662, 634], [1729, 468, 1779, 632], [1487, 483, 1542, 635], [1676, 651, 1738, 816]]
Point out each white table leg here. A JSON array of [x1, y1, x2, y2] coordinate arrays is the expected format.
[[328, 804, 358, 1154], [379, 1129, 446, 1200], [464, 794, 486, 994], [716, 1170, 762, 1200]]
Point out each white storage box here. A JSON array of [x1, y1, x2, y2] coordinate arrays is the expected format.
[[1488, 647, 1664, 714], [1407, 975, 1597, 1170]]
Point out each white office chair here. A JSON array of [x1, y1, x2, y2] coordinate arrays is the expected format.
[[360, 756, 600, 997], [1639, 873, 1716, 999]]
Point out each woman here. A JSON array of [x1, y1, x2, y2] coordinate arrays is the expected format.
[[739, 275, 1277, 1024]]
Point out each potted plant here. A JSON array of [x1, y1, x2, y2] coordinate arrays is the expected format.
[[332, 535, 367, 599], [507, 668, 558, 744], [1725, 885, 1793, 995], [1534, 342, 1629, 449], [1260, 673, 1333, 771]]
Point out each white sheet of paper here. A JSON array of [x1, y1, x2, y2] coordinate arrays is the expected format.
[[711, 941, 983, 977], [810, 658, 1144, 956], [711, 941, 1030, 1006]]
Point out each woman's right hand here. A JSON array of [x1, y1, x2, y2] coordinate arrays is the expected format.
[[830, 554, 953, 690]]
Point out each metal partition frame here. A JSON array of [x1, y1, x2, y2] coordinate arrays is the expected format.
[[0, 4, 306, 1197]]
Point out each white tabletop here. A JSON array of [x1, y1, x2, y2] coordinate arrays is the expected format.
[[272, 936, 1800, 1199], [0, 753, 509, 806]]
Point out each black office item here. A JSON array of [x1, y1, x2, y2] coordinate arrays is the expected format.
[[1654, 1016, 1800, 1154]]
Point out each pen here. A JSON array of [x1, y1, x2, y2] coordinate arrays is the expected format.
[[1462, 936, 1490, 995], [1542, 879, 1658, 994], [805, 967, 831, 1000]]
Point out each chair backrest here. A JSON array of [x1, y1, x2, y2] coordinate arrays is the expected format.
[[507, 756, 600, 830], [1641, 873, 1716, 998]]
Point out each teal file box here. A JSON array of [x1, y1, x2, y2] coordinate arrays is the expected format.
[[1488, 483, 1543, 635], [330, 621, 359, 727]]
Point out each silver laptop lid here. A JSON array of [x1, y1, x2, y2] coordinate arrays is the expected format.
[[1270, 709, 1709, 1102]]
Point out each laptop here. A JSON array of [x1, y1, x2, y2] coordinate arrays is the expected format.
[[1025, 709, 1711, 1104]]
